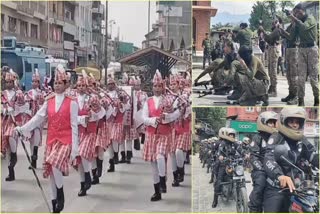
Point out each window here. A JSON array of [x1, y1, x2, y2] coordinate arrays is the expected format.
[[53, 2, 56, 13], [192, 1, 197, 6], [246, 107, 254, 112], [24, 60, 32, 73], [8, 16, 17, 33], [31, 24, 38, 39], [20, 21, 28, 37], [1, 14, 4, 31]]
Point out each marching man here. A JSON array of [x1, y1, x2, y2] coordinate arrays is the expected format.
[[142, 70, 181, 201], [15, 66, 79, 213]]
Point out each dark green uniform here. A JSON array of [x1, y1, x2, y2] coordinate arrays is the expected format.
[[295, 14, 319, 104], [231, 56, 270, 105], [234, 28, 253, 47]]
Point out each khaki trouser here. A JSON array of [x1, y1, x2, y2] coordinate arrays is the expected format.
[[285, 48, 298, 96], [267, 46, 280, 89]]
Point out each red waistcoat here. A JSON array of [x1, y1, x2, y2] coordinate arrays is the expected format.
[[146, 97, 171, 135], [47, 96, 72, 145]]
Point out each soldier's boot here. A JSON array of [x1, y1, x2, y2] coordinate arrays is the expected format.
[[281, 92, 293, 102], [172, 171, 180, 187], [113, 152, 119, 164], [150, 183, 161, 202], [227, 89, 241, 100], [6, 152, 17, 181], [52, 199, 58, 213], [119, 151, 126, 164], [298, 98, 305, 106], [29, 146, 38, 169], [314, 96, 319, 106], [287, 96, 298, 105], [212, 193, 219, 208], [159, 176, 167, 193], [84, 172, 92, 190], [55, 187, 65, 213], [126, 151, 132, 164], [78, 182, 87, 197], [107, 159, 115, 172], [261, 94, 269, 106], [91, 169, 99, 185], [96, 158, 103, 177]]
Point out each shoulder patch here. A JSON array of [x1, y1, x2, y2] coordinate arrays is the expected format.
[[45, 93, 55, 100]]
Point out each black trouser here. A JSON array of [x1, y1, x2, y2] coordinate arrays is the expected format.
[[214, 162, 226, 193], [263, 183, 290, 212], [248, 170, 266, 212]]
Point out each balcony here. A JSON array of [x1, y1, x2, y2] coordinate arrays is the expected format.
[[64, 41, 74, 50], [17, 3, 34, 17], [2, 1, 17, 10], [64, 22, 76, 36], [49, 12, 64, 26]]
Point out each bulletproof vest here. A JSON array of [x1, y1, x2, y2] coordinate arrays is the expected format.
[[222, 140, 237, 156]]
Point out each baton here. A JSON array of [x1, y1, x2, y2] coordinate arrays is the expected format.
[[11, 114, 51, 212]]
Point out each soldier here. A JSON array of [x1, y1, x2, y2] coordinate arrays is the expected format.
[[142, 70, 181, 201], [15, 67, 79, 213], [248, 111, 277, 212], [230, 45, 270, 106], [279, 18, 299, 105], [202, 33, 212, 69], [263, 108, 319, 212], [259, 18, 282, 97], [288, 3, 319, 106], [233, 23, 253, 48], [2, 70, 19, 181]]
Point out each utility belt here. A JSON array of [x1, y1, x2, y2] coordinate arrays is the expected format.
[[299, 42, 316, 48], [266, 177, 281, 188]]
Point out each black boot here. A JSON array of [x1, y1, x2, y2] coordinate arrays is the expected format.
[[78, 182, 87, 197], [172, 171, 180, 187], [133, 139, 140, 150], [107, 159, 115, 172], [126, 151, 132, 164], [84, 172, 92, 190], [159, 176, 167, 193], [52, 199, 58, 213], [96, 158, 103, 177], [55, 187, 64, 213], [150, 183, 161, 201], [260, 94, 269, 106], [298, 98, 304, 106], [212, 193, 219, 208], [209, 174, 213, 184], [5, 166, 15, 181], [91, 169, 100, 185], [114, 152, 119, 164], [29, 146, 38, 169], [119, 151, 126, 163], [141, 134, 145, 145], [177, 167, 185, 183], [287, 96, 298, 105], [281, 93, 293, 102], [314, 96, 319, 106]]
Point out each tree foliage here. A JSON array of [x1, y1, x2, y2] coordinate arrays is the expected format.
[[211, 22, 233, 31], [193, 107, 227, 135], [249, 1, 295, 31]]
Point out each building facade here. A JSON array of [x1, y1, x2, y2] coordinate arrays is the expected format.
[[192, 1, 217, 51]]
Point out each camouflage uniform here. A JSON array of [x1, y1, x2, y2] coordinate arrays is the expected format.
[[279, 23, 299, 104], [202, 38, 212, 69], [195, 58, 225, 88], [264, 28, 281, 96], [231, 56, 270, 106], [295, 14, 319, 105]]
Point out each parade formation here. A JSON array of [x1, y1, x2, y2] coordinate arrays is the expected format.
[[1, 64, 192, 212]]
